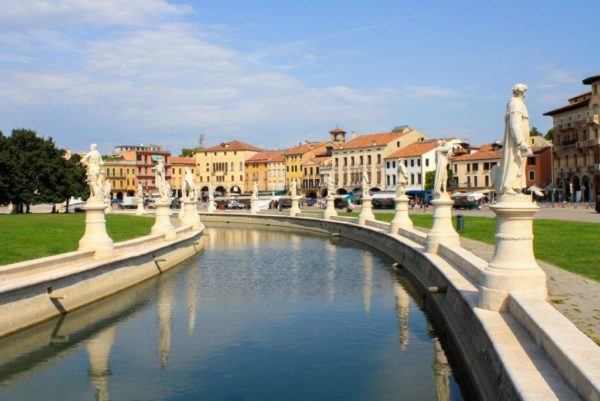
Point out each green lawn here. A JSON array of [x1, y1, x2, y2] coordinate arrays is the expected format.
[[340, 212, 600, 281], [0, 214, 153, 266]]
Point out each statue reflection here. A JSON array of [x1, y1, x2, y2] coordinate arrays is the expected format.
[[86, 325, 117, 401], [393, 281, 410, 351], [325, 239, 337, 302], [186, 266, 199, 335], [432, 338, 451, 401], [363, 251, 373, 314], [157, 277, 175, 369]]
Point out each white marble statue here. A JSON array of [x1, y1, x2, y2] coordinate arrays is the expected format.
[[397, 162, 409, 196], [81, 143, 104, 203], [153, 158, 171, 202], [135, 183, 144, 199], [433, 140, 452, 198], [208, 184, 215, 201], [362, 169, 370, 197], [182, 168, 197, 201], [102, 177, 112, 205], [290, 179, 297, 198], [252, 181, 259, 199], [494, 83, 533, 195], [327, 174, 335, 196]]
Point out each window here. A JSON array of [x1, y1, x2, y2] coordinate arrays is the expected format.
[[411, 174, 415, 185], [425, 158, 429, 167], [485, 175, 489, 187], [527, 157, 536, 165], [376, 171, 381, 183], [387, 175, 390, 186], [417, 159, 421, 167], [404, 160, 408, 167], [417, 174, 422, 184], [386, 161, 390, 169], [529, 171, 535, 181], [392, 175, 396, 185], [392, 161, 396, 168], [377, 154, 381, 164], [467, 163, 471, 173], [351, 156, 355, 166], [360, 156, 364, 165], [344, 157, 348, 166], [467, 176, 471, 187], [106, 168, 110, 176], [367, 155, 372, 165], [474, 176, 478, 187], [454, 164, 457, 174], [472, 163, 479, 172], [410, 159, 414, 167], [484, 162, 490, 171]]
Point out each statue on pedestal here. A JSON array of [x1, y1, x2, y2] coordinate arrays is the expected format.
[[208, 184, 215, 201], [182, 168, 197, 202], [327, 174, 335, 196], [362, 169, 370, 197], [135, 183, 144, 199], [103, 178, 112, 207], [290, 179, 297, 198], [433, 140, 452, 198], [153, 158, 171, 202], [252, 181, 259, 199], [493, 83, 532, 195], [397, 162, 409, 196], [81, 144, 104, 203]]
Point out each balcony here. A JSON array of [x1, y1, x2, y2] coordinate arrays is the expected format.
[[589, 114, 600, 125], [577, 137, 600, 148]]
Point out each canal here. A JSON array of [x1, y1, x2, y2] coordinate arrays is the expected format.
[[0, 226, 466, 401]]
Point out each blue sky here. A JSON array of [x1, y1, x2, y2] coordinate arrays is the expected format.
[[0, 0, 598, 154]]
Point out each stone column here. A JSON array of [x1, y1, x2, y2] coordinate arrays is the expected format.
[[323, 195, 337, 220], [479, 194, 547, 311], [289, 196, 301, 216], [181, 200, 203, 230], [79, 201, 114, 259], [390, 194, 412, 234], [206, 199, 216, 213], [151, 200, 176, 240], [358, 195, 375, 226], [136, 198, 145, 215], [425, 197, 459, 253]]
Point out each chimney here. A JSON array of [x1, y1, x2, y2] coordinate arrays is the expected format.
[[351, 131, 356, 140]]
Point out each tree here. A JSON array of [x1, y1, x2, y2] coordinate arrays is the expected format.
[[180, 147, 198, 157], [425, 171, 435, 190], [0, 131, 11, 206], [544, 128, 554, 141], [60, 153, 89, 212], [530, 126, 541, 137]]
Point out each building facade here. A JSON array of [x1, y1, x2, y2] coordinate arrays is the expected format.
[[170, 156, 197, 197], [331, 126, 427, 194], [450, 143, 502, 192], [266, 151, 286, 192], [284, 141, 340, 193], [525, 146, 553, 190], [114, 144, 171, 196], [384, 138, 464, 192], [194, 140, 262, 195], [543, 73, 600, 202], [245, 150, 286, 192], [102, 157, 137, 199]]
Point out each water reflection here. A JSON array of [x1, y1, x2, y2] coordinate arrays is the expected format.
[[0, 227, 465, 401]]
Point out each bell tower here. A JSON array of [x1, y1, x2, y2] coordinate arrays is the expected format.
[[329, 127, 346, 142]]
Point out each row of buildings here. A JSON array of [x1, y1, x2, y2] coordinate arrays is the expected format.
[[96, 71, 599, 202]]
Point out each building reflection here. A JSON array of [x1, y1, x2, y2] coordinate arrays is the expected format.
[[186, 266, 199, 335], [432, 338, 451, 401], [363, 251, 373, 314], [87, 326, 117, 401], [394, 281, 410, 351], [325, 239, 337, 302], [157, 277, 175, 369]]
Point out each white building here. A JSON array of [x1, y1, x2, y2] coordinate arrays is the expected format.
[[384, 138, 464, 192]]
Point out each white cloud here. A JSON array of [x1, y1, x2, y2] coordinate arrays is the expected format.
[[400, 85, 461, 100]]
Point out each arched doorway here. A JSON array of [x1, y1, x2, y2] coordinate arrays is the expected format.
[[321, 188, 328, 197], [370, 187, 381, 193], [215, 186, 226, 196], [305, 190, 317, 198], [336, 188, 348, 195], [582, 176, 590, 202], [572, 175, 580, 202], [230, 186, 241, 195], [352, 187, 361, 193], [126, 190, 135, 197], [116, 191, 124, 200]]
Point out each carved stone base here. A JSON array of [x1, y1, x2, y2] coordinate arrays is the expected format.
[[426, 197, 459, 253], [479, 194, 547, 311], [358, 197, 375, 226], [289, 196, 301, 216], [79, 201, 114, 259], [136, 200, 144, 215], [250, 197, 260, 214], [206, 200, 216, 213], [151, 200, 176, 240], [323, 196, 337, 220], [181, 200, 203, 230], [390, 195, 412, 234]]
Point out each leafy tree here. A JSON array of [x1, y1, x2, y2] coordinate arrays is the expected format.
[[180, 147, 199, 157], [425, 171, 436, 190], [0, 131, 11, 206], [544, 128, 554, 141], [530, 126, 541, 137], [60, 153, 89, 212]]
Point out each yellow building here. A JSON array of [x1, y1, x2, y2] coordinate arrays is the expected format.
[[266, 151, 286, 192], [450, 143, 502, 191], [194, 140, 262, 195], [284, 140, 341, 193], [170, 156, 197, 197], [331, 125, 427, 193], [102, 156, 137, 199], [245, 150, 286, 192]]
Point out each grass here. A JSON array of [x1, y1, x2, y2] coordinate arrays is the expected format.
[[340, 211, 600, 281], [0, 213, 153, 266]]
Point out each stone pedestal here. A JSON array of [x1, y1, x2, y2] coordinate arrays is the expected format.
[[390, 195, 412, 234], [323, 196, 337, 220], [105, 202, 112, 214], [79, 202, 114, 259], [479, 194, 547, 311], [426, 197, 459, 253], [358, 196, 375, 226], [136, 199, 144, 215], [289, 196, 301, 216], [206, 199, 216, 213], [178, 203, 185, 222], [151, 200, 176, 240], [181, 200, 203, 230], [250, 197, 259, 214]]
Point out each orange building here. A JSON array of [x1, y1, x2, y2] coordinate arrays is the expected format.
[[114, 145, 171, 195]]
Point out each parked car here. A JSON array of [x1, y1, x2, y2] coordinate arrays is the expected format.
[[227, 200, 245, 209]]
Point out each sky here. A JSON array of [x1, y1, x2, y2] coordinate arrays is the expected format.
[[0, 0, 598, 155]]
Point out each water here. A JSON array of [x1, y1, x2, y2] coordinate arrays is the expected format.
[[0, 227, 466, 401]]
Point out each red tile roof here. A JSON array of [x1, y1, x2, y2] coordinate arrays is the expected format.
[[338, 131, 406, 150], [583, 73, 600, 85], [203, 140, 262, 152], [283, 141, 328, 156], [543, 97, 590, 116], [170, 156, 196, 165], [246, 150, 286, 163], [385, 140, 438, 159], [451, 144, 502, 161]]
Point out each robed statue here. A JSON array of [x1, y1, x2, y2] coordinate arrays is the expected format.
[[361, 169, 370, 197], [135, 183, 144, 199], [493, 83, 532, 195], [396, 162, 409, 196], [153, 158, 171, 202], [327, 174, 335, 196], [208, 184, 215, 201], [433, 140, 452, 198], [81, 143, 104, 203], [290, 179, 297, 198], [252, 182, 259, 199], [182, 168, 197, 201]]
